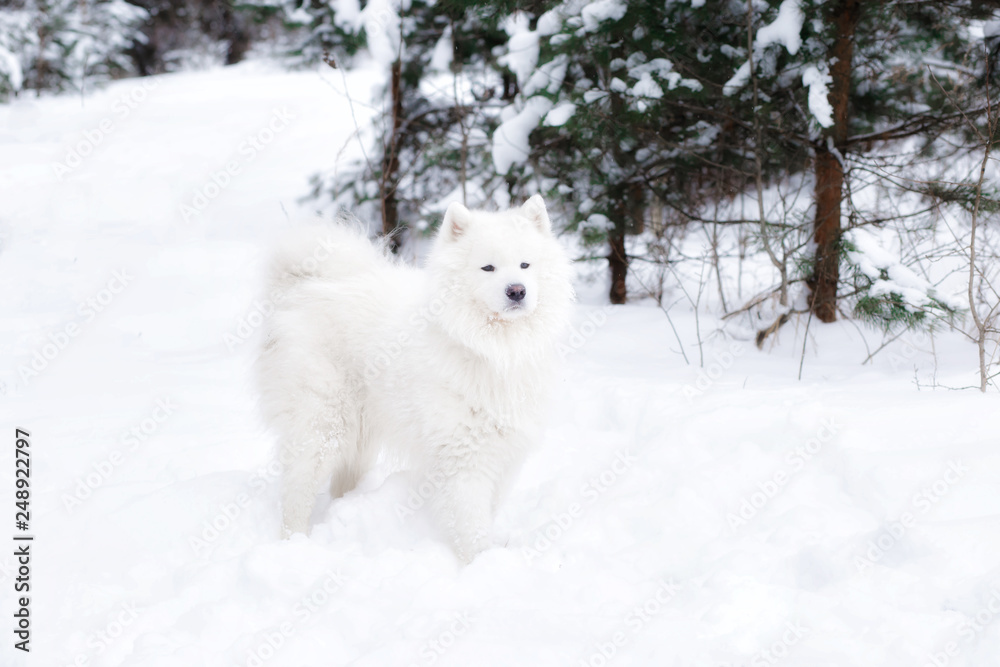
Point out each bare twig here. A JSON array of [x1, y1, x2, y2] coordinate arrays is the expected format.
[[931, 57, 997, 392], [798, 309, 814, 381], [967, 92, 994, 392], [756, 311, 790, 349], [629, 266, 691, 365]]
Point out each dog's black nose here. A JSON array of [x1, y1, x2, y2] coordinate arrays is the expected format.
[[506, 284, 526, 302]]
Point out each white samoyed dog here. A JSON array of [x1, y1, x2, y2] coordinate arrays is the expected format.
[[257, 195, 574, 561]]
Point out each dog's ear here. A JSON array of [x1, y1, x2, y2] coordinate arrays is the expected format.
[[441, 201, 471, 241], [521, 194, 552, 234]]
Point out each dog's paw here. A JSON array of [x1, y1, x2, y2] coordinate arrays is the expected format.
[[452, 528, 490, 564]]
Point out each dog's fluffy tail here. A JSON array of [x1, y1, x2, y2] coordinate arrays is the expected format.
[[267, 219, 391, 293]]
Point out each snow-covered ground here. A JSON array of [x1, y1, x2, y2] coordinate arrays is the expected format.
[[2, 61, 1000, 667]]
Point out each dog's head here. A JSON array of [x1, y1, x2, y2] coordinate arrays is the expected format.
[[433, 195, 558, 321], [427, 195, 574, 360]]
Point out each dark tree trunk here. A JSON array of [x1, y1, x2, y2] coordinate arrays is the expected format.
[[225, 30, 249, 65], [225, 28, 249, 65], [605, 51, 640, 306], [35, 23, 48, 95], [606, 183, 645, 304], [608, 226, 628, 304], [381, 59, 404, 254], [222, 6, 249, 65], [808, 0, 861, 323], [501, 72, 517, 101], [811, 147, 842, 322]]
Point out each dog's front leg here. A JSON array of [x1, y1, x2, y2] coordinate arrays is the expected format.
[[429, 464, 496, 563]]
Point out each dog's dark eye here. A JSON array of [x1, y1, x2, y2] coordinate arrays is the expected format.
[[520, 262, 530, 269], [481, 265, 495, 272]]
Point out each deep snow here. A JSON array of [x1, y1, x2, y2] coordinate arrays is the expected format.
[[1, 61, 1000, 667]]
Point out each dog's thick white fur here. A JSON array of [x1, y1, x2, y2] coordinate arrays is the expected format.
[[257, 195, 573, 561]]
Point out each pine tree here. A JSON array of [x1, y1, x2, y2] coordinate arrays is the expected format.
[[0, 0, 147, 99], [719, 0, 1000, 324], [499, 1, 795, 303], [512, 0, 999, 320], [312, 1, 513, 251]]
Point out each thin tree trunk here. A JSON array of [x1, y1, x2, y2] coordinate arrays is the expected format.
[[808, 0, 860, 323], [606, 46, 636, 306], [968, 81, 994, 392], [606, 185, 641, 304], [381, 59, 404, 253], [746, 0, 787, 307], [35, 15, 48, 96], [609, 226, 628, 304]]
